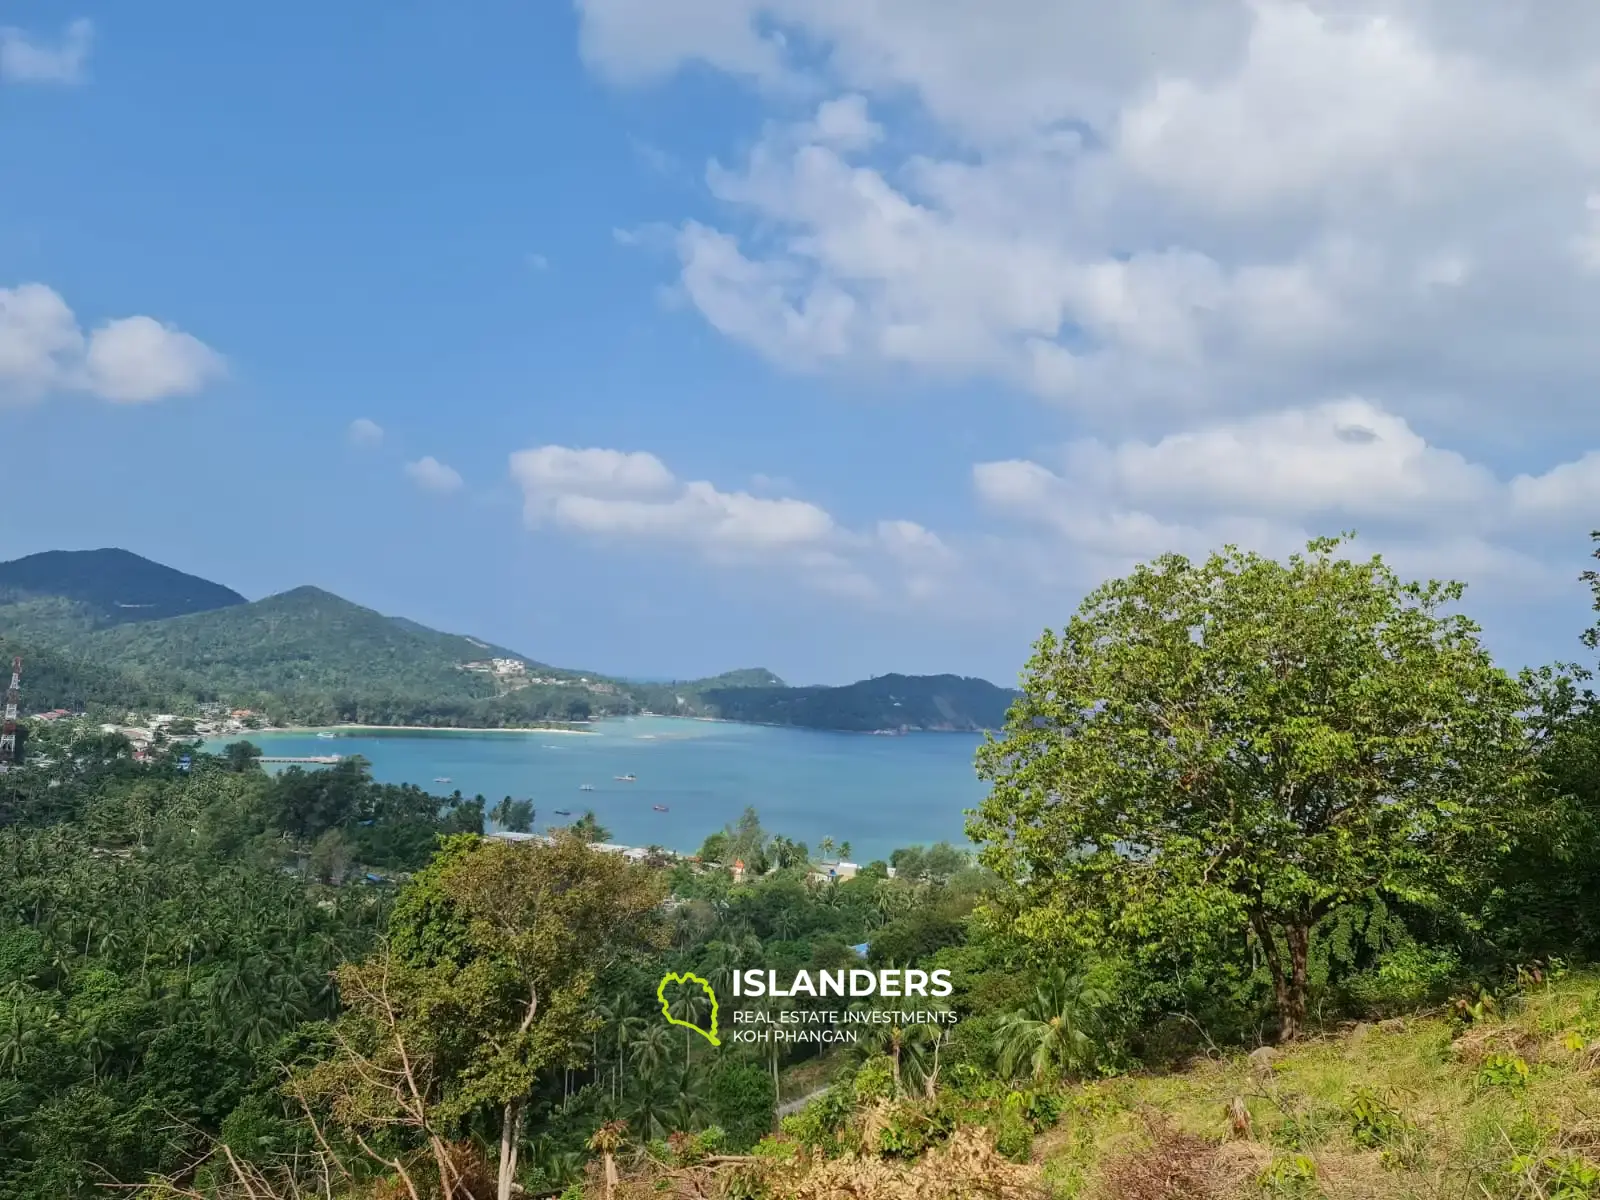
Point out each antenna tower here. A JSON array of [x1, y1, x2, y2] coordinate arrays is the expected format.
[[0, 656, 19, 768]]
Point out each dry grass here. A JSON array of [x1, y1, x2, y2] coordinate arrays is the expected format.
[[593, 973, 1600, 1200], [1029, 971, 1600, 1198]]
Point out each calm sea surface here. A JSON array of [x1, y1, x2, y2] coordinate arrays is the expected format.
[[205, 717, 990, 864]]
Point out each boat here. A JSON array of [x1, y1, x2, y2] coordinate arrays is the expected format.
[[316, 732, 336, 739], [579, 783, 595, 792], [615, 774, 636, 782], [653, 805, 669, 813], [434, 777, 451, 784], [553, 809, 572, 816]]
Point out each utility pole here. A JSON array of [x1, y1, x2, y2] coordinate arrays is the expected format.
[[0, 655, 19, 770]]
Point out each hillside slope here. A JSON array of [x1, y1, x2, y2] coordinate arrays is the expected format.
[[76, 586, 580, 712], [678, 971, 1600, 1200], [0, 548, 245, 629], [0, 549, 1017, 731], [698, 672, 1017, 731]]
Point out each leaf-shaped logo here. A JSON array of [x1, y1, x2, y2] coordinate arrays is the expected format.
[[656, 971, 720, 1046]]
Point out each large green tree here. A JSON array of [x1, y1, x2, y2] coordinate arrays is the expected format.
[[969, 536, 1531, 1041], [297, 832, 666, 1200]]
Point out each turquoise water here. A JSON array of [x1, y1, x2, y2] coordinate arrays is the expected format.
[[206, 717, 990, 864]]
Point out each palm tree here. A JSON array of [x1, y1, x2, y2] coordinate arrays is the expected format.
[[838, 840, 852, 861], [666, 982, 710, 1068], [819, 835, 836, 861], [629, 1021, 674, 1079], [994, 968, 1109, 1082]]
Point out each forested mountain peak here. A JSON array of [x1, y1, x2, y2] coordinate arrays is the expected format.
[[0, 548, 246, 626]]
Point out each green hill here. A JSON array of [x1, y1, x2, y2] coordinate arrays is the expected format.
[[696, 672, 1017, 732], [0, 635, 189, 715], [0, 548, 245, 630], [0, 549, 1016, 731]]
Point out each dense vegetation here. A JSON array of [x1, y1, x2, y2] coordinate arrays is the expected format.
[[11, 531, 1600, 1198], [0, 548, 246, 627], [0, 550, 1017, 732], [698, 672, 1017, 732]]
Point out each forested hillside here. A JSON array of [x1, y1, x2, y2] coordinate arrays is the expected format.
[[699, 672, 1017, 732], [0, 548, 245, 628], [0, 550, 1017, 731], [8, 534, 1600, 1197]]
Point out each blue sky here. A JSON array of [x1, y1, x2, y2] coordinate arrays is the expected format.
[[5, 1, 1600, 684]]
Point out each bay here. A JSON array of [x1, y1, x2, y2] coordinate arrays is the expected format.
[[205, 716, 990, 864]]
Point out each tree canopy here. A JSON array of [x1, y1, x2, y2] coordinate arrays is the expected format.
[[969, 535, 1532, 1040]]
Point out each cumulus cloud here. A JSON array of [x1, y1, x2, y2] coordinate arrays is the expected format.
[[0, 18, 92, 84], [575, 0, 1600, 435], [405, 457, 464, 494], [972, 399, 1600, 595], [348, 418, 385, 447], [0, 283, 224, 404], [509, 443, 968, 606]]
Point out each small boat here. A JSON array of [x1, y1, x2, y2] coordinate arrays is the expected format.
[[615, 774, 636, 782], [652, 804, 669, 813], [579, 783, 595, 792], [316, 732, 336, 739], [434, 777, 451, 784], [553, 809, 573, 816]]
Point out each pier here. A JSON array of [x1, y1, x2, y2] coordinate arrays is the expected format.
[[259, 754, 342, 764]]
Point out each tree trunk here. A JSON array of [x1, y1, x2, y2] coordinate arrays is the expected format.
[[1249, 911, 1295, 1043], [1284, 922, 1310, 1043], [497, 1099, 522, 1200]]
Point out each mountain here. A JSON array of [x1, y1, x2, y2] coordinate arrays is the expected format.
[[0, 549, 1017, 731], [696, 673, 1017, 732], [0, 548, 245, 630], [68, 586, 624, 726]]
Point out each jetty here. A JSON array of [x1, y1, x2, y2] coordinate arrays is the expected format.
[[259, 754, 342, 764]]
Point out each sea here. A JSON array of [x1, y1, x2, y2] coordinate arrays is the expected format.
[[204, 716, 991, 864]]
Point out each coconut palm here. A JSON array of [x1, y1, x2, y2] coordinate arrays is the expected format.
[[993, 968, 1109, 1081], [629, 1020, 675, 1078]]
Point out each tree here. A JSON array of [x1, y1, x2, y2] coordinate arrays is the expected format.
[[222, 741, 262, 773], [970, 536, 1532, 1041], [389, 832, 666, 1199], [570, 810, 611, 843], [491, 796, 535, 833], [308, 828, 351, 885], [993, 968, 1108, 1081]]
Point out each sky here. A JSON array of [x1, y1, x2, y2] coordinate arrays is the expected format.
[[5, 2, 1600, 685]]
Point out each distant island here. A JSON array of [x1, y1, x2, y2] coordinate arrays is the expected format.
[[0, 548, 1019, 734]]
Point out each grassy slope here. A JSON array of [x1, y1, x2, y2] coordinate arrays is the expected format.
[[1034, 971, 1600, 1198]]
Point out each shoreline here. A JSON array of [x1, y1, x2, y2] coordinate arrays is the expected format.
[[221, 723, 599, 737]]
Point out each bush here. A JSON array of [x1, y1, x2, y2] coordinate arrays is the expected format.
[[1343, 943, 1463, 1013], [708, 1061, 776, 1151]]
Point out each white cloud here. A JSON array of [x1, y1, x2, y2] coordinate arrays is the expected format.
[[0, 18, 92, 84], [83, 317, 226, 403], [348, 418, 384, 447], [509, 443, 971, 606], [405, 456, 465, 494], [572, 0, 1600, 635], [0, 283, 224, 404], [576, 0, 1600, 432], [972, 399, 1600, 595]]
